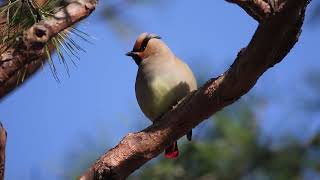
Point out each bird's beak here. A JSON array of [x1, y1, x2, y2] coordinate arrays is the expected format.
[[125, 51, 135, 57]]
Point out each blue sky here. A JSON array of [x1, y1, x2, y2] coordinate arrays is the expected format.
[[0, 1, 319, 179]]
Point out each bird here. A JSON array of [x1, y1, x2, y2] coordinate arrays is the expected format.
[[126, 32, 197, 159]]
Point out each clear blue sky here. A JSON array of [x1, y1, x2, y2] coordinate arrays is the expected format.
[[0, 1, 319, 179]]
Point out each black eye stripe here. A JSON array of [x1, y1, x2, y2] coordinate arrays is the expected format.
[[138, 34, 161, 52], [139, 35, 152, 52], [132, 54, 142, 65]]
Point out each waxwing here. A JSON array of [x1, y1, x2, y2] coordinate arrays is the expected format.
[[126, 33, 197, 159]]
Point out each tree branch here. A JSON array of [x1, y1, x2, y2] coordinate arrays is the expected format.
[[0, 122, 6, 180], [79, 0, 310, 179], [0, 0, 98, 99], [226, 0, 271, 22]]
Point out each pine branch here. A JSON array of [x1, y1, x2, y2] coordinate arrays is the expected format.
[[0, 0, 97, 99], [79, 0, 310, 179]]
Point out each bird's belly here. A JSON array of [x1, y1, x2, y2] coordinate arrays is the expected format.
[[136, 76, 192, 121]]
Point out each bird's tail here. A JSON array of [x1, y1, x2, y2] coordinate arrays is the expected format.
[[186, 130, 192, 141], [164, 141, 179, 159]]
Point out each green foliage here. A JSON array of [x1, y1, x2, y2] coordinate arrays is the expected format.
[[0, 0, 90, 81], [0, 0, 62, 48]]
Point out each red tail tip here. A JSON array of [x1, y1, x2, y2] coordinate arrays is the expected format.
[[165, 150, 179, 159], [164, 141, 179, 159]]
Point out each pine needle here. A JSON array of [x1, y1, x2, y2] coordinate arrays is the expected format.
[[0, 0, 92, 82]]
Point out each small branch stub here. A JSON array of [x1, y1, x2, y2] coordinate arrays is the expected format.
[[0, 0, 98, 99]]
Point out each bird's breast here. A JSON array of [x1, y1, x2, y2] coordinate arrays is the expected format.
[[135, 59, 196, 121]]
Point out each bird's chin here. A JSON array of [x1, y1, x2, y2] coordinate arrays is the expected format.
[[133, 57, 142, 66]]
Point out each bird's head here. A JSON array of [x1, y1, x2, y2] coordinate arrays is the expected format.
[[126, 33, 171, 65]]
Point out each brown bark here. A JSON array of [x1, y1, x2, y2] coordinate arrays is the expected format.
[[226, 0, 272, 22], [0, 123, 6, 180], [0, 2, 51, 101], [0, 0, 98, 100], [79, 0, 310, 179]]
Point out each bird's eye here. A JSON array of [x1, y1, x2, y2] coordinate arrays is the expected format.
[[139, 34, 161, 52], [140, 44, 147, 51], [140, 37, 150, 52]]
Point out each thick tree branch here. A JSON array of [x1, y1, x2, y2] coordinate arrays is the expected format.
[[226, 0, 271, 22], [79, 0, 310, 179], [0, 122, 6, 180], [0, 0, 98, 99]]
